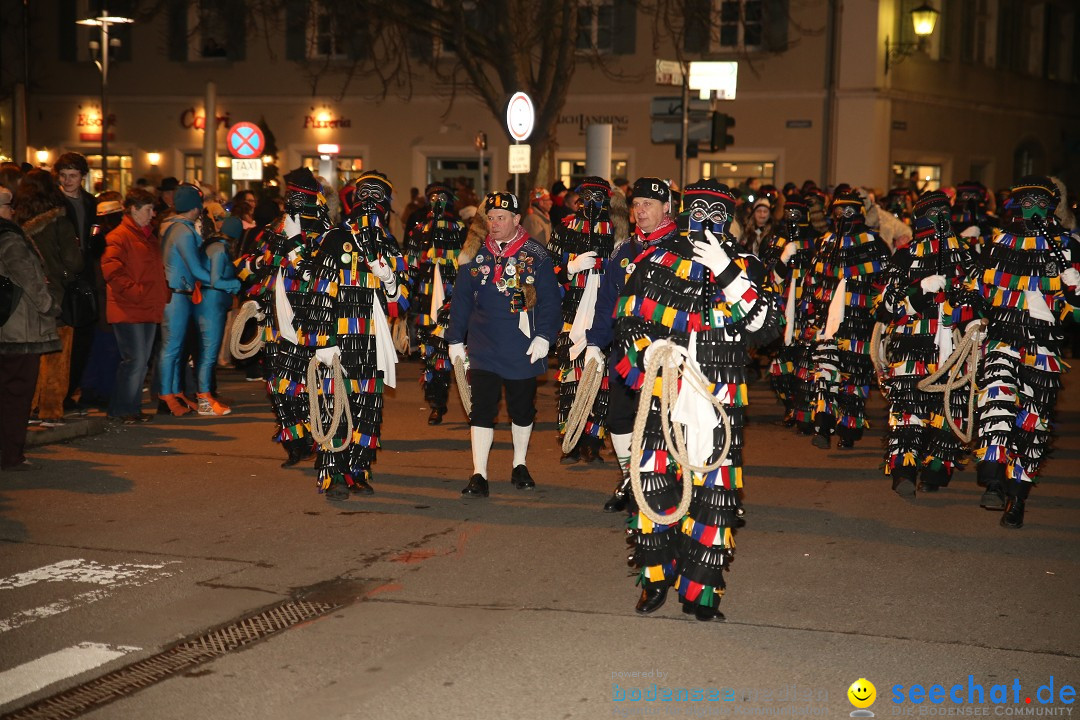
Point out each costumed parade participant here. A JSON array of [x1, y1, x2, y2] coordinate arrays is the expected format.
[[803, 191, 891, 450], [974, 176, 1080, 528], [585, 177, 677, 513], [876, 190, 983, 497], [950, 180, 997, 255], [447, 192, 562, 498], [405, 183, 466, 425], [297, 171, 408, 501], [762, 195, 819, 428], [613, 180, 779, 621], [235, 168, 329, 466], [548, 176, 617, 464]]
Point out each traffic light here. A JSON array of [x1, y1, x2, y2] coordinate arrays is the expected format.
[[710, 112, 735, 151]]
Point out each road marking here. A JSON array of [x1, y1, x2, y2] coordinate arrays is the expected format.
[[0, 642, 141, 707], [0, 559, 167, 590], [0, 559, 175, 634]]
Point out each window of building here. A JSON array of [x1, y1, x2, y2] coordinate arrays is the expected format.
[[960, 0, 998, 67], [577, 0, 615, 52], [183, 153, 236, 197], [438, 1, 480, 57], [300, 155, 366, 190], [699, 160, 774, 191], [189, 0, 229, 60], [426, 156, 490, 207], [556, 158, 629, 193], [85, 154, 133, 195], [712, 0, 764, 52], [307, 2, 346, 60], [890, 163, 942, 193]]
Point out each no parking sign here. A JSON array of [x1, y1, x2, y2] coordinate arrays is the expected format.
[[227, 122, 265, 159]]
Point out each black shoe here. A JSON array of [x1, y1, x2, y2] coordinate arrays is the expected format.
[[427, 407, 446, 425], [836, 438, 856, 449], [603, 477, 631, 513], [891, 468, 917, 499], [280, 445, 306, 468], [811, 434, 830, 449], [560, 448, 580, 464], [980, 482, 1006, 510], [350, 478, 374, 495], [325, 484, 350, 502], [976, 461, 1006, 489], [511, 464, 535, 490], [1000, 497, 1025, 529], [917, 479, 940, 493], [694, 604, 725, 622], [796, 422, 814, 436], [635, 586, 668, 615], [461, 473, 489, 498]]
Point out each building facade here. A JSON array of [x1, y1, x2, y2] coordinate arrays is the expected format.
[[1, 0, 1077, 200]]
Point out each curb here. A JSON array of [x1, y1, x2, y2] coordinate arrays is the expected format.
[[25, 416, 110, 447]]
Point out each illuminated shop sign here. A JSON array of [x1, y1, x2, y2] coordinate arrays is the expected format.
[[180, 107, 232, 131]]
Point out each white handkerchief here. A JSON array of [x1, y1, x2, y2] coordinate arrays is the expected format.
[[430, 262, 445, 323], [372, 299, 397, 388], [670, 332, 722, 467], [823, 277, 846, 340], [274, 269, 299, 344], [568, 272, 600, 360]]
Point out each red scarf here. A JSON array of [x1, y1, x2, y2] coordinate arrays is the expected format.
[[484, 226, 529, 284], [635, 217, 676, 244]]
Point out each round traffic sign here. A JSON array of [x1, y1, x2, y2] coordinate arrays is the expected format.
[[506, 92, 534, 142], [227, 122, 265, 159]]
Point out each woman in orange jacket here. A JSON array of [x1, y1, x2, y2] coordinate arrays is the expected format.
[[101, 188, 169, 422]]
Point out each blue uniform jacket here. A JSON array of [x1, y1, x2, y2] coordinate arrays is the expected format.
[[447, 237, 562, 380]]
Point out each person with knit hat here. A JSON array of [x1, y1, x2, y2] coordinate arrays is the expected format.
[[192, 214, 242, 412], [613, 179, 779, 621], [739, 195, 775, 257], [522, 187, 553, 247], [973, 175, 1080, 528], [404, 182, 467, 425], [876, 190, 982, 498], [548, 176, 618, 464], [801, 190, 892, 450], [585, 176, 677, 512], [447, 191, 562, 498], [297, 170, 408, 501], [234, 167, 330, 465]]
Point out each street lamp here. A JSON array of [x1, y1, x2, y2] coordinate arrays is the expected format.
[[77, 9, 133, 191], [884, 3, 939, 75]]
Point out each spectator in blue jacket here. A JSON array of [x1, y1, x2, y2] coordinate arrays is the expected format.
[[447, 192, 561, 498]]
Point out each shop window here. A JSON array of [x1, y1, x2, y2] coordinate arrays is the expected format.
[[699, 160, 775, 191], [300, 155, 365, 190], [183, 153, 236, 197], [426, 156, 491, 208], [556, 158, 629, 193], [890, 163, 942, 194], [85, 154, 133, 194]]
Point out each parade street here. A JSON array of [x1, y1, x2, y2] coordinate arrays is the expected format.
[[1, 361, 1077, 720]]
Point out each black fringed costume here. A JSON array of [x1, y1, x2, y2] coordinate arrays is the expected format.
[[548, 177, 617, 457], [802, 192, 891, 447], [405, 184, 466, 415], [877, 191, 983, 491], [613, 181, 779, 613], [298, 172, 409, 496]]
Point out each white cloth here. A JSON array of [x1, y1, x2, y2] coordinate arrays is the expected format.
[[274, 269, 299, 344], [920, 274, 946, 294], [670, 332, 726, 468], [960, 226, 981, 238], [934, 305, 954, 365], [784, 279, 797, 345], [568, 272, 600, 361], [429, 262, 445, 323], [518, 307, 531, 338], [315, 346, 341, 367], [1025, 290, 1055, 323], [371, 298, 398, 388], [823, 277, 846, 340]]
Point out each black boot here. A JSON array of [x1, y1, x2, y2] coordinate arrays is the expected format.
[[427, 406, 447, 425], [918, 466, 948, 493], [635, 585, 668, 614], [1000, 481, 1030, 529], [891, 465, 917, 499], [603, 468, 632, 513], [280, 442, 306, 468], [350, 469, 375, 495], [978, 462, 1007, 510], [559, 446, 580, 464], [681, 600, 726, 622]]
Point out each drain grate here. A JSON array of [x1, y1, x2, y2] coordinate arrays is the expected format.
[[2, 599, 338, 720]]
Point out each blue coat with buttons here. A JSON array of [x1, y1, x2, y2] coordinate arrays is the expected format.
[[447, 236, 562, 380]]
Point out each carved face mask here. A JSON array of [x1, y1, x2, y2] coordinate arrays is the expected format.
[[578, 187, 608, 222], [428, 190, 452, 218], [355, 180, 390, 220], [686, 197, 730, 235]]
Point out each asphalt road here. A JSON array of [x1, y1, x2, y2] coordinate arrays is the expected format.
[[1, 358, 1077, 719]]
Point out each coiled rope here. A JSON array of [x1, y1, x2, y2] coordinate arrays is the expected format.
[[560, 355, 605, 453], [453, 356, 471, 418], [630, 341, 733, 526], [229, 300, 265, 360], [306, 354, 353, 452], [915, 319, 987, 444]]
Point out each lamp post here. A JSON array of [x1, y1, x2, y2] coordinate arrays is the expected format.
[[77, 9, 132, 191], [884, 3, 939, 75]]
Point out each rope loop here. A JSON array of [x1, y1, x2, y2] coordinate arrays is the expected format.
[[230, 300, 265, 359], [560, 354, 605, 454], [306, 354, 354, 452]]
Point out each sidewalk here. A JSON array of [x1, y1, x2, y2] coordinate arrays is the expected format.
[[24, 412, 110, 448]]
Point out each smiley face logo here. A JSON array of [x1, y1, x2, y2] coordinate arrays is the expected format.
[[847, 678, 876, 710]]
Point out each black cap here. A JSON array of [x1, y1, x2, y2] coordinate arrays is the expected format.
[[485, 191, 520, 214], [631, 177, 670, 204], [158, 176, 179, 192]]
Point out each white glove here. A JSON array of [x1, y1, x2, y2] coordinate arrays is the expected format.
[[448, 343, 467, 366], [526, 336, 550, 363], [315, 346, 341, 367], [370, 255, 395, 284], [920, 274, 947, 294], [584, 345, 605, 370], [780, 242, 798, 264], [960, 226, 981, 238], [567, 251, 598, 274], [691, 230, 732, 276], [283, 213, 302, 240], [1060, 267, 1080, 288]]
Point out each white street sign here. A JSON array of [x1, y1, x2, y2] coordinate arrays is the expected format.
[[506, 92, 535, 142], [231, 158, 263, 180], [508, 144, 531, 174], [655, 59, 685, 86], [689, 61, 738, 100]]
